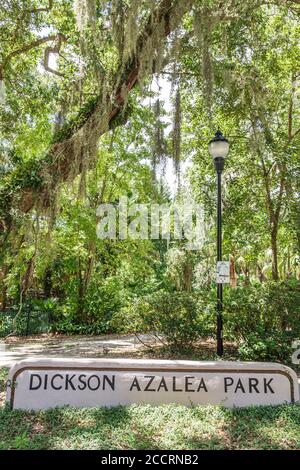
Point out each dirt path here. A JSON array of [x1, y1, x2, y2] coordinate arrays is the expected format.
[[0, 334, 155, 367]]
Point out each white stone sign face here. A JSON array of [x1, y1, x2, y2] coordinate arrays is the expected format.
[[216, 261, 230, 284], [6, 358, 299, 410]]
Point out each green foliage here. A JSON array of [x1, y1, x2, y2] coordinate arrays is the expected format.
[[1, 0, 300, 368], [237, 332, 292, 363], [134, 290, 201, 351], [54, 277, 125, 335], [223, 280, 300, 362], [0, 368, 8, 393], [224, 281, 300, 340], [0, 300, 53, 337], [0, 309, 28, 337], [51, 95, 100, 144]]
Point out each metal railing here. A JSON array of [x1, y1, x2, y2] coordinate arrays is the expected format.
[[0, 308, 52, 337]]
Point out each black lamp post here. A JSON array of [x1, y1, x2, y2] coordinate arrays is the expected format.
[[208, 130, 230, 357]]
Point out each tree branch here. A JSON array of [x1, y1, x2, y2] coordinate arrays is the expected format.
[[3, 0, 193, 215], [288, 73, 298, 141], [290, 127, 300, 141], [274, 172, 285, 223], [10, 1, 54, 45], [43, 33, 66, 77], [25, 0, 54, 15], [2, 34, 58, 71]]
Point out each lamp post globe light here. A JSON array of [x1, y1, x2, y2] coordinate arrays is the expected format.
[[208, 130, 230, 357]]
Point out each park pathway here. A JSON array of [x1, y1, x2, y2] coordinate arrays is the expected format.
[[0, 334, 154, 368]]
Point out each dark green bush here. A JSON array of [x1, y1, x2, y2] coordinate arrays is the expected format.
[[0, 300, 56, 337], [53, 319, 111, 335], [237, 332, 293, 362], [52, 277, 124, 335], [0, 310, 24, 337], [223, 280, 300, 362], [135, 290, 201, 351], [224, 280, 300, 341]]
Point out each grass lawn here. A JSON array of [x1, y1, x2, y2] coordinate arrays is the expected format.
[[0, 367, 299, 450]]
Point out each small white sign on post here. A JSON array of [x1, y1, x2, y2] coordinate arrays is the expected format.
[[6, 358, 299, 410], [216, 261, 230, 284]]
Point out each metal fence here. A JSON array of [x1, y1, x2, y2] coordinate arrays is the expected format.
[[0, 309, 52, 337]]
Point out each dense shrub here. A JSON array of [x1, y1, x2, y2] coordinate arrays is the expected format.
[[224, 280, 300, 339], [53, 319, 112, 335], [237, 332, 293, 362], [0, 310, 25, 337], [134, 290, 201, 351], [52, 277, 125, 335], [223, 280, 300, 362], [110, 301, 145, 334], [0, 300, 56, 337]]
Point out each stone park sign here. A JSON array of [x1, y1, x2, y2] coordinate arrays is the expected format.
[[6, 358, 299, 410]]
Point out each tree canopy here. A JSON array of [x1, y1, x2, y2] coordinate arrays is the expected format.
[[0, 1, 300, 354]]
